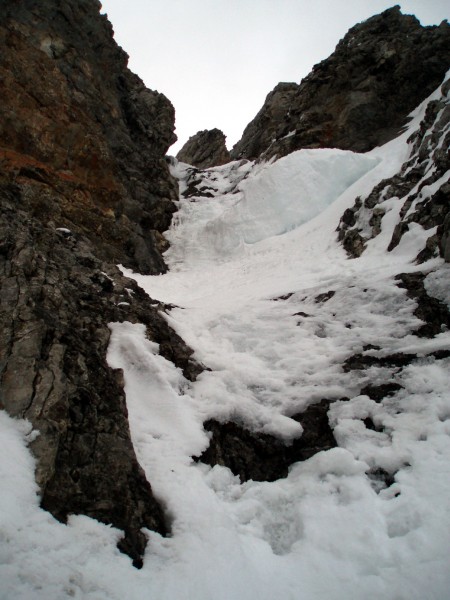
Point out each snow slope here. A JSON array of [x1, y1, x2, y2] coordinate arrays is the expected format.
[[166, 149, 379, 265], [1, 83, 449, 599]]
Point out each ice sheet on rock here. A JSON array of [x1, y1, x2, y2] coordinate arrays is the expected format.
[[165, 149, 379, 267], [231, 149, 380, 243]]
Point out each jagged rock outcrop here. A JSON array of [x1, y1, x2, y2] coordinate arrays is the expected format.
[[231, 7, 450, 161], [0, 0, 178, 275], [0, 0, 202, 568], [337, 76, 450, 263], [176, 128, 231, 168]]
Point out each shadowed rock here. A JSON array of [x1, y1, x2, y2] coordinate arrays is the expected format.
[[231, 7, 450, 161], [0, 0, 203, 568], [176, 129, 231, 169], [198, 400, 336, 482]]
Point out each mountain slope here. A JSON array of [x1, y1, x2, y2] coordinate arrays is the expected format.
[[231, 6, 450, 161], [2, 70, 448, 599], [0, 3, 449, 597]]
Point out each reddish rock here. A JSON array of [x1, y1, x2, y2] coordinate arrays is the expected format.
[[0, 0, 178, 274]]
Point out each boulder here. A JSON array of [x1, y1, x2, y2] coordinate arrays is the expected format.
[[177, 128, 230, 168]]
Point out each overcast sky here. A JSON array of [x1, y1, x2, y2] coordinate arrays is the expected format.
[[102, 1, 449, 154]]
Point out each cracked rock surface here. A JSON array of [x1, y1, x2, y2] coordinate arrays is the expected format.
[[231, 7, 450, 161], [0, 0, 178, 275], [0, 188, 202, 567], [0, 0, 203, 568]]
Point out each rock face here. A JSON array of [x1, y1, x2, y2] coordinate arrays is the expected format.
[[0, 0, 202, 568], [337, 77, 450, 264], [231, 7, 450, 161], [0, 0, 178, 275], [176, 128, 230, 168], [0, 181, 202, 567]]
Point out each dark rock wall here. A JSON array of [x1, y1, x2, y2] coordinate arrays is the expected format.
[[0, 0, 203, 568], [231, 7, 450, 161], [176, 128, 231, 168], [0, 183, 202, 567], [0, 0, 178, 275]]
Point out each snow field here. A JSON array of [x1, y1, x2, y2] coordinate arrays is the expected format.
[[116, 87, 448, 597]]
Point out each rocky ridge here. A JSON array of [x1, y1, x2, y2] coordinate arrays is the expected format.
[[337, 77, 450, 263], [230, 7, 450, 161]]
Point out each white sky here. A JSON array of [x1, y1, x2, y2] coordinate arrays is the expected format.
[[101, 1, 449, 154]]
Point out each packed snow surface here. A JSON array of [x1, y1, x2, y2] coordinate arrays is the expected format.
[[1, 86, 449, 600], [166, 149, 379, 265]]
